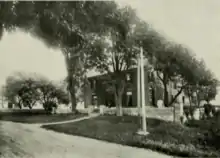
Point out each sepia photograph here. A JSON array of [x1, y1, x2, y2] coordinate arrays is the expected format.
[[0, 0, 220, 157]]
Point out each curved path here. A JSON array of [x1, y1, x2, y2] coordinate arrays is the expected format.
[[34, 113, 100, 127], [0, 120, 176, 158]]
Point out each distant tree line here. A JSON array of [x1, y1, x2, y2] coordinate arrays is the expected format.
[[3, 72, 69, 114]]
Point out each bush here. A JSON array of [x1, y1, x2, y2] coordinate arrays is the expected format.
[[213, 109, 220, 117], [186, 111, 220, 149], [204, 103, 212, 117], [208, 113, 220, 148], [43, 101, 58, 114], [204, 103, 217, 118], [184, 106, 197, 119]]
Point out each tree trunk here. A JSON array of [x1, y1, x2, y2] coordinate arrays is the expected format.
[[28, 105, 32, 109], [173, 103, 176, 122], [196, 91, 200, 107], [69, 85, 77, 113], [18, 100, 22, 109], [115, 93, 123, 116], [168, 87, 184, 107], [64, 50, 78, 114], [188, 92, 193, 119], [163, 84, 169, 107], [188, 96, 192, 107], [114, 81, 124, 116], [151, 87, 156, 107], [206, 99, 210, 104]]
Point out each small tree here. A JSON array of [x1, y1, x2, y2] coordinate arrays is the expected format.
[[36, 78, 69, 113], [18, 78, 40, 109], [3, 73, 39, 109]]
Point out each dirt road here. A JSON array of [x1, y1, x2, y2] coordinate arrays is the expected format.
[[0, 121, 174, 158]]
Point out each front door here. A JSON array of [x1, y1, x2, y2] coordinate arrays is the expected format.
[[126, 91, 133, 107], [92, 95, 98, 107]]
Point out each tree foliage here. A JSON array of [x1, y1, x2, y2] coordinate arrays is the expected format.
[[35, 78, 69, 113], [0, 1, 123, 113], [149, 38, 219, 107], [3, 73, 39, 109], [184, 64, 218, 106], [86, 6, 147, 116]]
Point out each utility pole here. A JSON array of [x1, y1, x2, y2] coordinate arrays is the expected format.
[[137, 53, 141, 130], [140, 47, 147, 133], [136, 46, 148, 135]]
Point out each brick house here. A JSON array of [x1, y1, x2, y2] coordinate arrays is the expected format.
[[83, 67, 183, 108]]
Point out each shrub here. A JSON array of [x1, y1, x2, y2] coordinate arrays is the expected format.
[[184, 106, 197, 120], [213, 109, 220, 117], [204, 103, 211, 117], [43, 101, 58, 114], [204, 103, 216, 118], [207, 113, 220, 148], [3, 75, 40, 109], [36, 79, 70, 113], [186, 111, 220, 149]]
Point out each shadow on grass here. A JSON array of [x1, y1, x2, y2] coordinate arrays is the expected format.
[[0, 109, 87, 124], [42, 115, 220, 157]]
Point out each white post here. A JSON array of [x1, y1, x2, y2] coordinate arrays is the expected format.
[[1, 95, 3, 108], [180, 101, 184, 123], [137, 54, 141, 129], [140, 47, 147, 133]]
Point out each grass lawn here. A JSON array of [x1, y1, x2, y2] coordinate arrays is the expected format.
[[0, 109, 87, 124], [42, 115, 220, 157], [0, 135, 6, 156]]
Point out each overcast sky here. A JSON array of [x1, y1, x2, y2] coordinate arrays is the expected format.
[[0, 0, 220, 101]]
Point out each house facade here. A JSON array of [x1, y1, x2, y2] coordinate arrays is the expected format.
[[83, 68, 184, 108]]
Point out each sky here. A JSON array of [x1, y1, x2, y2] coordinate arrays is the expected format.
[[0, 30, 67, 86], [0, 0, 220, 101]]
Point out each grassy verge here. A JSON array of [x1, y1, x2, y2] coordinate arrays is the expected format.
[[42, 115, 220, 157], [0, 109, 87, 124]]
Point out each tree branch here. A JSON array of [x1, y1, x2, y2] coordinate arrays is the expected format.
[[119, 55, 125, 71], [111, 52, 116, 72], [115, 54, 119, 72], [168, 83, 188, 106], [156, 71, 163, 82]]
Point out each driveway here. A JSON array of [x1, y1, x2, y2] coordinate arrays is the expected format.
[[0, 121, 176, 158]]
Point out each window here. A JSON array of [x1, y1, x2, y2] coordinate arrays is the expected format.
[[93, 80, 96, 89], [182, 96, 185, 104], [126, 73, 131, 81], [89, 80, 93, 89]]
